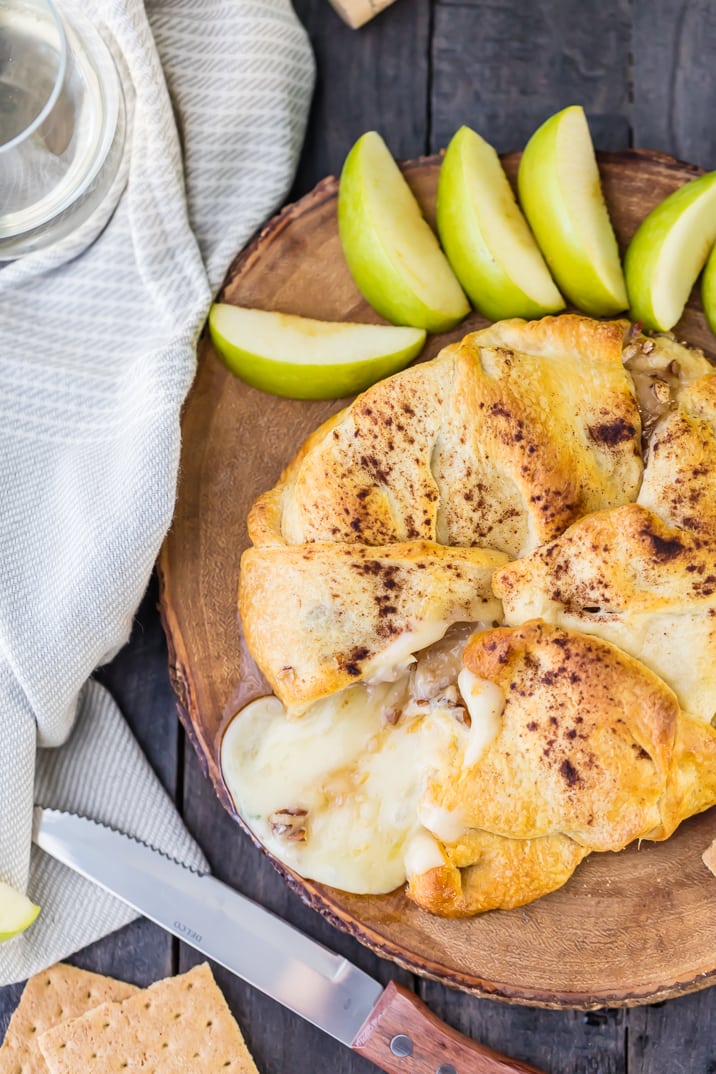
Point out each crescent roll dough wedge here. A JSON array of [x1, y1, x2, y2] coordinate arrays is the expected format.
[[494, 504, 716, 724], [408, 622, 716, 917], [240, 542, 508, 713], [248, 315, 642, 558]]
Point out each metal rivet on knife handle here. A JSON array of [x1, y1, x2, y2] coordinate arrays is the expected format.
[[353, 981, 549, 1074], [390, 1035, 414, 1058]]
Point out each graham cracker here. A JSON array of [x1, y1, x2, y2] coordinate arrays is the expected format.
[[38, 962, 259, 1074], [703, 839, 716, 877], [0, 963, 138, 1074]]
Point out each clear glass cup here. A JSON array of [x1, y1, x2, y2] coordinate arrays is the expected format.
[[0, 0, 126, 259]]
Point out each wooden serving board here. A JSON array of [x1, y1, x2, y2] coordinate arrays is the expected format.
[[157, 150, 716, 1009]]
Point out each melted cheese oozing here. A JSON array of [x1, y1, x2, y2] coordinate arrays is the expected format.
[[457, 669, 505, 768], [403, 828, 445, 879], [363, 618, 455, 684], [417, 801, 467, 844], [221, 685, 466, 894]]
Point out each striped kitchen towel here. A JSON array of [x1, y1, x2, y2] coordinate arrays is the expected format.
[[0, 0, 314, 983]]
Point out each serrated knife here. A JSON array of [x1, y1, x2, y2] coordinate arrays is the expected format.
[[33, 808, 545, 1074]]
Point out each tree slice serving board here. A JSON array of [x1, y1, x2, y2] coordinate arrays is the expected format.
[[157, 150, 716, 1009]]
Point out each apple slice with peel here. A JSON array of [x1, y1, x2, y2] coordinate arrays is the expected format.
[[701, 232, 716, 335], [518, 105, 628, 316], [209, 304, 426, 400], [338, 131, 470, 332], [624, 170, 716, 331], [436, 125, 565, 320], [0, 879, 40, 942]]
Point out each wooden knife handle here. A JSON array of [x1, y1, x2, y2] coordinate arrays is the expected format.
[[352, 982, 547, 1074]]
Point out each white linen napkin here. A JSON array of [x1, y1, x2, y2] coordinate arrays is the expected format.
[[0, 0, 314, 985]]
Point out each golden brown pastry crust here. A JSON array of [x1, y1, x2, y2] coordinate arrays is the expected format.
[[408, 622, 716, 916], [494, 503, 716, 723], [407, 830, 588, 918], [239, 542, 507, 712], [441, 622, 677, 850], [248, 315, 642, 558]]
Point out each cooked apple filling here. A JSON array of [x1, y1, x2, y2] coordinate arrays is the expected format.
[[622, 329, 713, 446], [268, 808, 308, 842]]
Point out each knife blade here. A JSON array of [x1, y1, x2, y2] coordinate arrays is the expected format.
[[33, 808, 545, 1074]]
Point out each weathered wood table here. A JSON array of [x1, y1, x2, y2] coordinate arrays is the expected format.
[[3, 2, 716, 1071]]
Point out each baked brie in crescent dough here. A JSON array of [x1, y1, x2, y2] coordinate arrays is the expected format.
[[247, 314, 643, 558], [223, 314, 716, 916]]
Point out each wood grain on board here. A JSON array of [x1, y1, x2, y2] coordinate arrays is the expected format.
[[157, 149, 716, 1012]]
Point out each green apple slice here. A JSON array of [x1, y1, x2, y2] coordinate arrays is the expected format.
[[701, 232, 716, 335], [624, 170, 716, 331], [338, 131, 470, 332], [0, 879, 40, 942], [518, 105, 628, 316], [436, 125, 565, 320], [209, 304, 426, 400]]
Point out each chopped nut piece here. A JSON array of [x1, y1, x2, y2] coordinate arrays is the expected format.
[[452, 705, 470, 727], [269, 808, 308, 842], [650, 378, 671, 406], [436, 685, 460, 706]]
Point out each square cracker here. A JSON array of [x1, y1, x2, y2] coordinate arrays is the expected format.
[[0, 963, 138, 1074], [38, 962, 260, 1074]]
